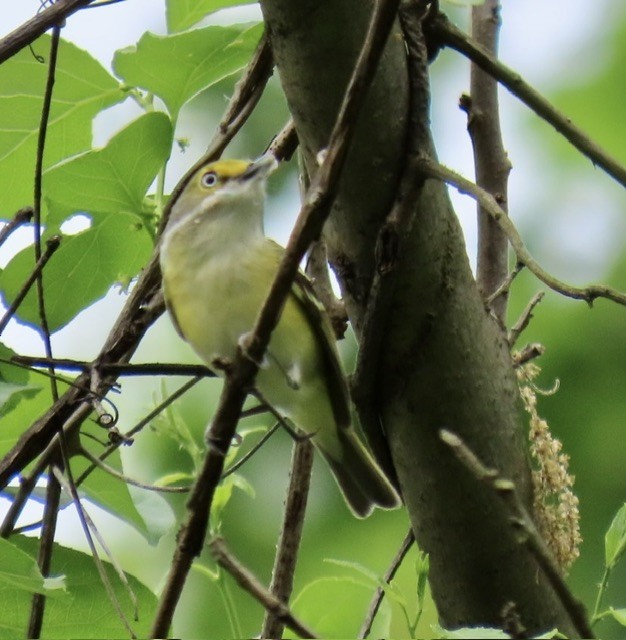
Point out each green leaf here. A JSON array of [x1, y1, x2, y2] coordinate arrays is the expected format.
[[609, 608, 626, 627], [211, 474, 255, 530], [0, 344, 42, 418], [166, 0, 257, 33], [0, 537, 58, 596], [0, 373, 58, 460], [289, 576, 391, 639], [0, 214, 152, 332], [44, 111, 173, 228], [605, 503, 626, 569], [113, 23, 263, 120], [4, 536, 157, 638], [0, 35, 125, 215]]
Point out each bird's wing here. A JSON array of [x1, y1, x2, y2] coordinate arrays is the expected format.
[[162, 284, 186, 340], [266, 240, 352, 430]]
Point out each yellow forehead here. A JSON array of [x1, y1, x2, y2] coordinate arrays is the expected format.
[[198, 159, 250, 180]]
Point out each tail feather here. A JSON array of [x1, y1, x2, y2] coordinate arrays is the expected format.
[[319, 428, 401, 518]]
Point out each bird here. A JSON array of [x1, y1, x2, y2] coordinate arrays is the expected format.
[[159, 155, 400, 517]]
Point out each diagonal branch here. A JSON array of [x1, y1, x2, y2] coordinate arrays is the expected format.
[[210, 537, 317, 639], [419, 157, 626, 307], [0, 0, 98, 64], [439, 429, 594, 639], [428, 11, 626, 190]]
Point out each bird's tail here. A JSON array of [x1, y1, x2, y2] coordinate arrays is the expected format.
[[319, 428, 401, 518]]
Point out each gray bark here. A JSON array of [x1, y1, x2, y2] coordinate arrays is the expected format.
[[259, 0, 578, 634]]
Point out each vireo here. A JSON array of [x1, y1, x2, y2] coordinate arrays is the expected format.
[[159, 156, 400, 517]]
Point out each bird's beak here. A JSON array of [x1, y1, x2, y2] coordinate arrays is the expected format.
[[241, 154, 278, 182]]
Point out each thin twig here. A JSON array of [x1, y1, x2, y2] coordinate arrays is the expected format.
[[11, 355, 213, 378], [150, 1, 403, 634], [428, 11, 626, 190], [359, 528, 415, 638], [418, 157, 626, 307], [74, 376, 203, 487], [485, 262, 523, 307], [51, 466, 137, 637], [222, 423, 280, 478], [0, 236, 61, 336], [261, 439, 314, 639], [210, 537, 317, 639], [305, 240, 348, 339], [466, 0, 511, 322], [79, 447, 190, 494], [439, 429, 594, 639], [19, 29, 62, 625], [33, 24, 61, 403], [0, 0, 97, 64], [267, 120, 298, 163], [0, 432, 73, 538], [0, 207, 34, 248], [508, 291, 545, 346], [512, 343, 545, 368], [27, 470, 62, 638]]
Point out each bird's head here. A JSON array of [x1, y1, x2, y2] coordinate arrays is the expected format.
[[167, 155, 278, 229]]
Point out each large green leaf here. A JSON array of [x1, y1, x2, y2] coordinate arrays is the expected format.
[[0, 537, 56, 596], [44, 111, 172, 228], [0, 213, 152, 332], [0, 344, 42, 419], [4, 536, 157, 639], [166, 0, 257, 33], [0, 35, 125, 215], [113, 23, 263, 120], [289, 576, 391, 639]]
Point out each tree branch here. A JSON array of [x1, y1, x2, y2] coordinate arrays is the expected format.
[[419, 157, 626, 307], [439, 429, 594, 639], [428, 11, 626, 190], [466, 0, 511, 322], [210, 537, 317, 639], [261, 439, 314, 639], [0, 0, 97, 64], [359, 528, 414, 638], [0, 207, 34, 248]]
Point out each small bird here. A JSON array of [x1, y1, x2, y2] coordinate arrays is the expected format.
[[159, 155, 400, 517]]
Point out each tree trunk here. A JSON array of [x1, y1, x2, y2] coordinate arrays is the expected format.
[[259, 0, 578, 635]]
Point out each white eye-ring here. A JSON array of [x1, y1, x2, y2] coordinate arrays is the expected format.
[[201, 171, 218, 188]]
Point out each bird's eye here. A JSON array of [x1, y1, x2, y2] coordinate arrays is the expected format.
[[201, 171, 218, 188]]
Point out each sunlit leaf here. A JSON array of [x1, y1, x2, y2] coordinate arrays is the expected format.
[[113, 23, 263, 120], [4, 536, 156, 638], [0, 214, 152, 331], [166, 0, 257, 33], [44, 112, 172, 228], [0, 35, 125, 215]]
